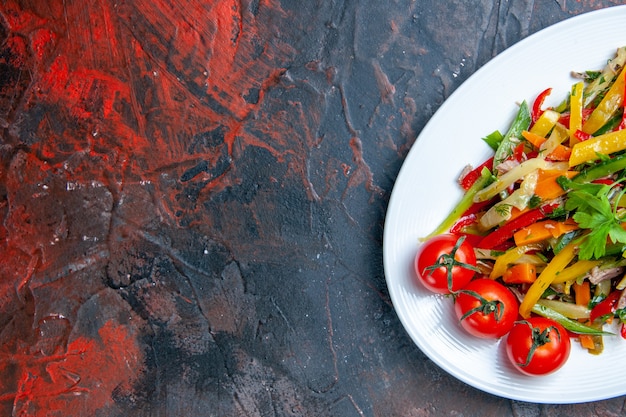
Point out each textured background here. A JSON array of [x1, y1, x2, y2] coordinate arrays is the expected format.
[[1, 1, 625, 416]]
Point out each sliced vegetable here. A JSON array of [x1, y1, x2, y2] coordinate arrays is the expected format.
[[531, 303, 612, 335], [426, 168, 493, 239], [502, 262, 537, 284], [589, 290, 622, 323], [569, 81, 584, 145], [579, 334, 597, 350], [533, 169, 577, 200], [569, 129, 626, 167], [582, 66, 626, 135], [574, 280, 591, 306], [531, 87, 553, 124], [474, 158, 566, 203], [581, 46, 626, 108], [542, 124, 569, 157], [478, 171, 538, 230], [519, 241, 578, 318], [550, 259, 601, 284], [459, 157, 494, 190], [489, 244, 541, 280], [530, 109, 560, 137], [493, 101, 531, 167], [513, 219, 578, 246], [522, 130, 572, 162], [537, 299, 590, 320], [477, 203, 559, 250], [571, 152, 626, 184]]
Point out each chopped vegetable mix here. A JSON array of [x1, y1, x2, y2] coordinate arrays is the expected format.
[[428, 46, 626, 354]]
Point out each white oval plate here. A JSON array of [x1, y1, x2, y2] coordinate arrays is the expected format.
[[383, 6, 626, 404]]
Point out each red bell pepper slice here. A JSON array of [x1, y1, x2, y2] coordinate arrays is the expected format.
[[573, 129, 592, 142], [559, 109, 594, 130], [459, 157, 494, 190], [476, 203, 559, 249], [592, 178, 616, 185], [450, 213, 477, 234], [526, 150, 539, 160], [617, 78, 626, 130], [512, 142, 525, 163], [531, 87, 552, 124], [589, 290, 621, 323]]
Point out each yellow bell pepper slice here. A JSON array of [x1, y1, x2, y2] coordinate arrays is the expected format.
[[530, 109, 560, 137], [551, 260, 601, 284], [582, 67, 625, 135], [489, 244, 540, 280], [519, 241, 578, 318], [569, 129, 626, 167], [569, 81, 584, 145]]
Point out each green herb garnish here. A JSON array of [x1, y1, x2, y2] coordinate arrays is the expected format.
[[558, 176, 626, 259]]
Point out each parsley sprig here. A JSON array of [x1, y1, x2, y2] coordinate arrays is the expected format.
[[558, 176, 626, 260]]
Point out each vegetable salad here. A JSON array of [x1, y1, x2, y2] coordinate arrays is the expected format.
[[422, 46, 626, 359]]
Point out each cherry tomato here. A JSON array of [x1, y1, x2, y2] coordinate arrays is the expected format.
[[505, 317, 571, 376], [414, 234, 477, 294], [454, 278, 519, 338]]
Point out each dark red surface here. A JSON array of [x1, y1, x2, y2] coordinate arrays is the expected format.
[[1, 1, 625, 416]]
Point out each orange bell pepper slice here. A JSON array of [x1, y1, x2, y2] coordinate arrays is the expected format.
[[502, 263, 537, 284], [573, 281, 591, 308], [513, 218, 579, 246], [533, 169, 577, 200], [522, 130, 572, 161]]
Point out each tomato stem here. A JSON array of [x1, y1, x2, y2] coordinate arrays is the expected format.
[[457, 289, 505, 322], [517, 320, 561, 368], [423, 235, 480, 292]]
